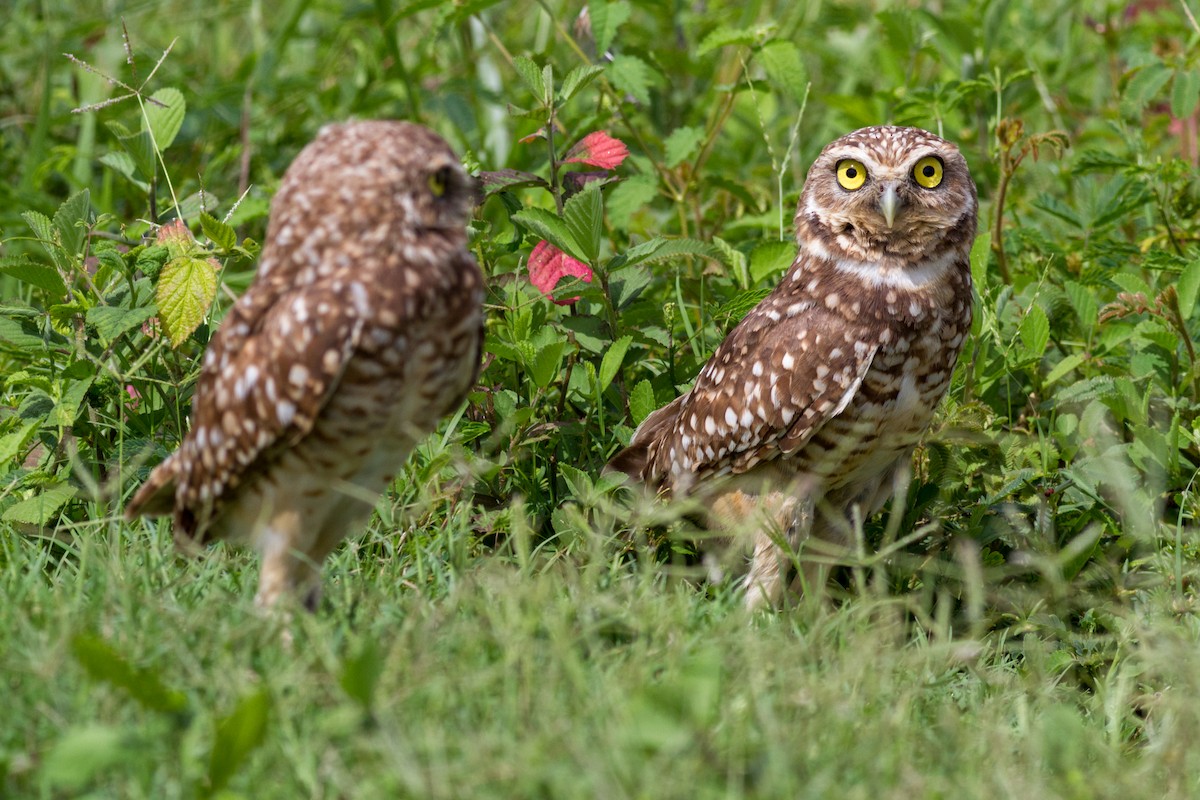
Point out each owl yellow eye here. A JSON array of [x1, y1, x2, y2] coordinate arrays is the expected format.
[[428, 167, 451, 197], [836, 159, 867, 191], [912, 156, 943, 189]]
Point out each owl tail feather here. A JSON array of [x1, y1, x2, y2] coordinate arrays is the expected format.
[[605, 440, 649, 480], [604, 395, 686, 484], [124, 456, 179, 519]]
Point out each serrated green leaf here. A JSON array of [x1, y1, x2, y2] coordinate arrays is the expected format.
[[512, 207, 586, 261], [145, 87, 185, 150], [1123, 62, 1171, 109], [560, 65, 606, 102], [40, 725, 127, 791], [479, 169, 550, 194], [209, 691, 271, 794], [599, 334, 633, 393], [610, 266, 653, 310], [0, 420, 39, 465], [1173, 69, 1200, 121], [513, 56, 548, 105], [663, 125, 705, 168], [22, 210, 57, 262], [629, 379, 656, 424], [529, 340, 567, 388], [107, 121, 157, 180], [590, 0, 631, 54], [749, 240, 796, 284], [607, 175, 657, 230], [340, 639, 385, 711], [99, 150, 138, 181], [697, 25, 761, 56], [1178, 259, 1200, 320], [1045, 353, 1087, 385], [87, 304, 158, 342], [2, 483, 77, 525], [136, 245, 170, 280], [558, 463, 593, 498], [758, 40, 807, 104], [562, 184, 603, 263], [0, 257, 67, 296], [55, 375, 95, 427], [157, 256, 218, 347], [200, 211, 237, 251], [1064, 279, 1098, 327], [71, 634, 189, 714], [52, 189, 92, 260], [710, 236, 749, 287], [1020, 303, 1050, 358], [609, 54, 652, 105]]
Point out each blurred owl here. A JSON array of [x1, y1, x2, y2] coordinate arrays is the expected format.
[[126, 120, 485, 610], [608, 126, 977, 608]]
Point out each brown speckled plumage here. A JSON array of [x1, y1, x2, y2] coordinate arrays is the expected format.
[[126, 120, 485, 608], [608, 126, 976, 608]]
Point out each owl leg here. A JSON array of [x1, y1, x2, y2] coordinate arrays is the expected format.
[[254, 507, 303, 609], [741, 490, 807, 611]]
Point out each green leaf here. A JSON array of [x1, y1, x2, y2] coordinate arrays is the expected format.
[[758, 40, 807, 104], [54, 374, 95, 427], [71, 634, 189, 714], [1123, 62, 1171, 109], [87, 304, 158, 343], [589, 0, 631, 54], [562, 184, 603, 263], [156, 256, 218, 347], [528, 340, 567, 388], [340, 639, 385, 712], [2, 483, 77, 525], [663, 125, 705, 169], [697, 25, 764, 56], [513, 56, 548, 105], [599, 334, 633, 393], [969, 232, 991, 290], [1178, 258, 1200, 320], [1020, 304, 1050, 359], [629, 379, 656, 424], [40, 725, 127, 791], [479, 169, 549, 194], [512, 207, 586, 261], [608, 54, 652, 105], [107, 121, 157, 180], [560, 64, 606, 102], [613, 237, 715, 270], [749, 240, 796, 284], [53, 189, 92, 260], [606, 175, 657, 230], [710, 236, 749, 287], [145, 87, 186, 150], [0, 257, 67, 296], [1173, 69, 1200, 119], [610, 266, 653, 310], [22, 209, 54, 245], [0, 420, 39, 465], [200, 212, 237, 251], [1045, 353, 1087, 385], [208, 691, 271, 794]]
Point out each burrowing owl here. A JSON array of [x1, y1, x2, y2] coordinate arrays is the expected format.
[[608, 126, 976, 609], [126, 121, 485, 609]]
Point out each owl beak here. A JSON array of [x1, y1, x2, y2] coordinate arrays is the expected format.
[[878, 183, 902, 229]]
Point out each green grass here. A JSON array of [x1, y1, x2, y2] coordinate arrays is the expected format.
[[4, 0, 1200, 796], [7, 517, 1200, 799]]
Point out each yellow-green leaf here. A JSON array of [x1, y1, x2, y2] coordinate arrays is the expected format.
[[156, 256, 218, 347], [145, 87, 186, 150]]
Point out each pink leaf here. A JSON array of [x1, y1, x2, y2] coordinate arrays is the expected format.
[[564, 131, 629, 170], [528, 241, 593, 305]]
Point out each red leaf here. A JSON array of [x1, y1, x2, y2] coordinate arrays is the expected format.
[[528, 241, 593, 305], [564, 131, 629, 170]]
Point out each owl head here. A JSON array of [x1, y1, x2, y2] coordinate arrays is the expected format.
[[795, 126, 977, 263], [268, 120, 480, 250]]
